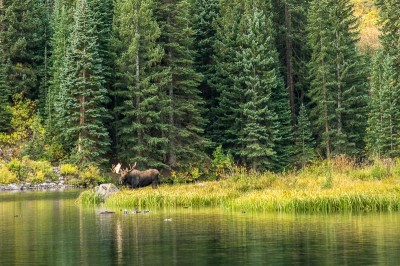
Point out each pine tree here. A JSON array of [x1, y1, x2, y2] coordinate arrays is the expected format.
[[366, 50, 400, 158], [236, 5, 280, 171], [376, 0, 400, 68], [294, 103, 315, 167], [307, 0, 368, 158], [272, 0, 311, 126], [191, 0, 219, 145], [0, 0, 11, 132], [55, 0, 111, 167], [46, 0, 73, 135], [112, 0, 168, 168], [0, 0, 47, 100], [212, 0, 292, 171], [88, 0, 113, 92], [155, 0, 208, 168], [210, 0, 245, 158]]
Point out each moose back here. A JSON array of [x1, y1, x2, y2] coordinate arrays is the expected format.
[[121, 169, 160, 189], [112, 163, 160, 189]]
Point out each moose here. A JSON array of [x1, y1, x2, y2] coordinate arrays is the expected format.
[[112, 162, 160, 189]]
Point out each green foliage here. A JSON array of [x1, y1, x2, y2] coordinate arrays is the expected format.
[[60, 164, 78, 176], [26, 159, 55, 181], [6, 158, 28, 181], [0, 94, 36, 148], [0, 0, 48, 99], [191, 0, 220, 144], [21, 115, 47, 160], [54, 0, 111, 168], [307, 0, 368, 158], [113, 0, 169, 168], [211, 0, 293, 171], [370, 162, 389, 180], [76, 189, 102, 205], [0, 0, 397, 175], [46, 0, 73, 134], [79, 165, 105, 186], [211, 145, 233, 179], [6, 157, 55, 183], [366, 51, 400, 158], [0, 166, 18, 184], [293, 103, 315, 168], [155, 0, 208, 168]]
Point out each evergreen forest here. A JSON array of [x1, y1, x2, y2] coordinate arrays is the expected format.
[[0, 0, 396, 176]]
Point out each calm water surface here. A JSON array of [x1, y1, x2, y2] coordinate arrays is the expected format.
[[1, 190, 400, 265]]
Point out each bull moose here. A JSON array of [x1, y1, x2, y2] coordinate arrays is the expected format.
[[112, 163, 160, 189]]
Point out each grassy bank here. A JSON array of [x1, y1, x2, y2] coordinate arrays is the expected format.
[[78, 158, 400, 213]]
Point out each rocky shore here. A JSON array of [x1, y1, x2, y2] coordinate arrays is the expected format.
[[0, 181, 77, 192]]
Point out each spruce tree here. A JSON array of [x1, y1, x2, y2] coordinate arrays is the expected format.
[[55, 0, 111, 167], [210, 0, 245, 158], [191, 0, 220, 145], [236, 5, 280, 171], [0, 0, 11, 132], [366, 50, 400, 158], [47, 0, 73, 135], [112, 0, 168, 168], [212, 0, 293, 171], [272, 0, 311, 126], [88, 0, 113, 92], [155, 0, 207, 168], [0, 0, 47, 100], [307, 0, 368, 158], [376, 0, 400, 68]]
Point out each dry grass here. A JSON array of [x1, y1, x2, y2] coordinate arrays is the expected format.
[[78, 158, 400, 213]]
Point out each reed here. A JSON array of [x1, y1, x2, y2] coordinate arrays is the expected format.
[[76, 189, 102, 205]]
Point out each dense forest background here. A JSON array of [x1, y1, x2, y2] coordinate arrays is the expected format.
[[0, 0, 398, 173]]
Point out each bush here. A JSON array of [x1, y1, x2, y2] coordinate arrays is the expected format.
[[6, 158, 28, 181], [27, 170, 45, 184], [79, 165, 105, 186], [0, 166, 18, 184], [211, 145, 233, 179], [60, 164, 78, 181], [26, 159, 55, 181]]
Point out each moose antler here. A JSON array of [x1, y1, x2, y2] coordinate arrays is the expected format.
[[112, 162, 137, 176], [111, 163, 122, 174]]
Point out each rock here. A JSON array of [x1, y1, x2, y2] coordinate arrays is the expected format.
[[94, 183, 119, 201], [8, 184, 22, 190]]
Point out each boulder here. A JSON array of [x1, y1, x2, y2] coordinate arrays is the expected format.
[[94, 183, 119, 201]]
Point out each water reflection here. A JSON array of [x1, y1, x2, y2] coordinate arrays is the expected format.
[[1, 191, 400, 265]]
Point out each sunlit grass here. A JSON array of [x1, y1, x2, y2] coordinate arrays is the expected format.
[[78, 158, 400, 213]]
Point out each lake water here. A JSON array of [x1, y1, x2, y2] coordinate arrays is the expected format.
[[1, 190, 400, 265]]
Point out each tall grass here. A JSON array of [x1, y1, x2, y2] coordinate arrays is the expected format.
[[80, 157, 400, 213]]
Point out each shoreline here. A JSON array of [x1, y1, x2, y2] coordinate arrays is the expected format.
[[0, 182, 78, 192]]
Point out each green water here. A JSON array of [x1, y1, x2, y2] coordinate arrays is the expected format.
[[1, 190, 400, 265]]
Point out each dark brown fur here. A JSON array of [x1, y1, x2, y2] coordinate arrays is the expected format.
[[119, 169, 160, 189]]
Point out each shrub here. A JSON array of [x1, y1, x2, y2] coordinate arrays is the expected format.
[[0, 166, 18, 184], [79, 165, 105, 186], [6, 158, 28, 181], [60, 164, 78, 181], [211, 145, 233, 179], [26, 159, 55, 181], [27, 170, 45, 184]]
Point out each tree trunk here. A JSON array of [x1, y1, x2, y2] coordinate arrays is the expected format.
[[321, 39, 331, 159], [135, 6, 143, 158], [285, 3, 296, 126], [167, 13, 176, 167]]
